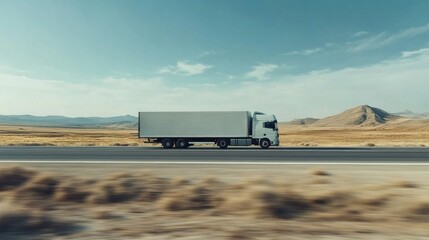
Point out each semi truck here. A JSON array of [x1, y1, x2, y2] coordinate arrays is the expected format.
[[138, 111, 279, 149]]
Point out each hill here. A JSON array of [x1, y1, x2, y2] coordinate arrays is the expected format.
[[284, 118, 319, 126], [310, 105, 401, 127], [0, 114, 138, 129], [392, 110, 429, 119]]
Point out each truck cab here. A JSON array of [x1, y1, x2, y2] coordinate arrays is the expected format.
[[252, 112, 279, 148]]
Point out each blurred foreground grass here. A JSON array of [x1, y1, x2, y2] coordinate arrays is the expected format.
[[0, 165, 428, 239]]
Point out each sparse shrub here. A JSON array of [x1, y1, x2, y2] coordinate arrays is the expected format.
[[310, 190, 354, 208], [334, 207, 365, 222], [92, 209, 119, 219], [88, 172, 169, 204], [54, 179, 92, 203], [222, 185, 309, 219], [88, 174, 140, 204], [392, 180, 418, 188], [311, 169, 331, 176], [359, 194, 391, 207], [137, 173, 170, 201], [228, 230, 253, 240], [202, 176, 220, 185], [0, 203, 75, 235], [159, 184, 220, 211], [404, 201, 429, 221], [0, 166, 36, 191], [15, 174, 61, 200], [366, 143, 376, 147], [113, 143, 129, 146], [249, 187, 309, 219], [170, 177, 191, 186]]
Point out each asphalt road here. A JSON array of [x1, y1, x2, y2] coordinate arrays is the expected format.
[[0, 146, 428, 163]]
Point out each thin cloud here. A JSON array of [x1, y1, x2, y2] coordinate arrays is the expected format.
[[197, 50, 217, 58], [245, 64, 278, 80], [349, 22, 429, 52], [159, 61, 212, 76], [1, 49, 429, 120], [402, 48, 429, 58], [283, 47, 322, 56], [353, 31, 369, 37]]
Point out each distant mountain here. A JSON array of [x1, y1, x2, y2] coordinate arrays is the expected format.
[[284, 118, 319, 126], [0, 114, 138, 128], [392, 110, 429, 119], [310, 105, 401, 127]]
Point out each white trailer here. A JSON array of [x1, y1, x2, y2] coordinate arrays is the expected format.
[[138, 111, 279, 149]]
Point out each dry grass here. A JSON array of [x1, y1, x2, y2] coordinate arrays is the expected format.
[[2, 123, 429, 147], [1, 165, 429, 239], [391, 180, 419, 188], [406, 201, 429, 221], [0, 166, 36, 191], [88, 173, 143, 204], [15, 174, 61, 201], [0, 124, 144, 146], [221, 185, 310, 219], [280, 123, 429, 147], [53, 179, 92, 203], [0, 202, 75, 235], [311, 169, 331, 176], [159, 186, 217, 211]]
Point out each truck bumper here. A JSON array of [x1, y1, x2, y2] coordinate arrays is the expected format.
[[272, 139, 280, 146]]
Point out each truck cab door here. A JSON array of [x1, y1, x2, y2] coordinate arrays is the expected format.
[[253, 120, 279, 145]]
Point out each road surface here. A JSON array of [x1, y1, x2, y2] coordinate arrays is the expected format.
[[0, 147, 428, 164]]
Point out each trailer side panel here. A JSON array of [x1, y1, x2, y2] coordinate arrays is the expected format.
[[138, 111, 250, 138]]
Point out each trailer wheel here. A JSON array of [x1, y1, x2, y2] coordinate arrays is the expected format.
[[260, 138, 271, 149], [218, 139, 229, 149], [175, 139, 189, 149], [161, 138, 174, 149]]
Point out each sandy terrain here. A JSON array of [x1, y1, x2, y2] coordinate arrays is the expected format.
[[0, 163, 428, 239], [1, 123, 428, 147], [280, 123, 429, 147], [0, 125, 144, 147], [1, 105, 428, 147]]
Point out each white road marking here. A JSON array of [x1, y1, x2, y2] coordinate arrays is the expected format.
[[0, 160, 428, 166]]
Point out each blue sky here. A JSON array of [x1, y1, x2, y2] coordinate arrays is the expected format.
[[0, 0, 428, 120]]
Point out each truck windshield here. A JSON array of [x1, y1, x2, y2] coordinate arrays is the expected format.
[[263, 121, 277, 130]]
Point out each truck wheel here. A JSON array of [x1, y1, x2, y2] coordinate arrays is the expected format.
[[260, 139, 271, 149], [161, 138, 174, 149], [175, 139, 189, 149], [218, 139, 229, 149]]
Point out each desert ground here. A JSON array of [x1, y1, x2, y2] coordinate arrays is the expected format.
[[0, 125, 144, 147], [1, 105, 428, 239], [1, 123, 428, 147], [279, 123, 429, 147], [0, 163, 428, 239]]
